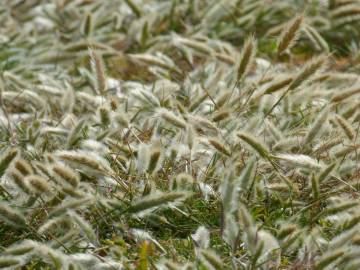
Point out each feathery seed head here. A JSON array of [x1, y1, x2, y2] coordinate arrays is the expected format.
[[277, 15, 303, 55]]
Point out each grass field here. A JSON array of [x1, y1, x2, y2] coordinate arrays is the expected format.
[[1, 0, 360, 269]]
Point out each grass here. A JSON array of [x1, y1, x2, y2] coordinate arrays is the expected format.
[[1, 0, 360, 269]]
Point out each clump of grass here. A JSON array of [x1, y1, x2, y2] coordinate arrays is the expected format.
[[2, 1, 360, 269]]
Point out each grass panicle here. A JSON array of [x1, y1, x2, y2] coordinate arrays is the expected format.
[[335, 115, 355, 140], [128, 191, 188, 214], [277, 15, 303, 55], [237, 36, 257, 82], [237, 132, 270, 159], [0, 148, 18, 177], [0, 202, 26, 227]]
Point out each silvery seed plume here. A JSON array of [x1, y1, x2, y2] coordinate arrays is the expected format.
[[277, 223, 298, 240], [30, 242, 66, 269], [254, 230, 281, 269], [128, 191, 189, 215], [147, 145, 163, 174], [189, 93, 208, 112], [208, 138, 231, 157], [303, 107, 330, 145], [4, 240, 35, 256], [13, 159, 33, 176], [238, 157, 256, 191], [266, 120, 283, 142], [4, 0, 360, 268], [289, 55, 327, 91], [38, 216, 69, 234], [55, 150, 111, 176], [0, 148, 18, 177], [0, 256, 21, 269], [266, 55, 327, 116], [0, 202, 26, 227], [48, 197, 93, 218], [315, 248, 345, 270], [8, 169, 31, 194], [277, 15, 303, 55], [212, 110, 230, 122], [156, 260, 182, 270], [334, 144, 360, 158], [130, 53, 179, 75], [335, 114, 355, 140], [98, 106, 111, 127], [216, 90, 232, 108], [26, 175, 51, 195], [124, 0, 143, 17], [318, 162, 337, 183], [274, 153, 322, 170], [331, 84, 360, 103], [137, 143, 150, 173], [67, 118, 87, 149], [51, 163, 80, 188], [342, 101, 359, 119], [315, 201, 358, 221], [273, 137, 300, 152], [185, 125, 195, 150], [3, 90, 45, 110], [190, 116, 219, 135], [3, 71, 27, 89], [177, 36, 214, 55], [81, 12, 93, 37], [158, 109, 187, 129], [219, 170, 236, 215], [67, 210, 97, 244], [51, 230, 79, 250], [238, 203, 255, 231], [89, 48, 107, 95], [61, 83, 75, 114], [331, 3, 360, 22], [311, 173, 320, 199], [304, 24, 330, 53], [131, 88, 161, 107], [199, 249, 224, 270], [114, 113, 130, 128], [222, 215, 239, 250], [237, 132, 270, 159], [313, 137, 343, 155], [237, 36, 257, 82], [191, 226, 210, 249], [171, 173, 193, 191], [330, 225, 359, 249]]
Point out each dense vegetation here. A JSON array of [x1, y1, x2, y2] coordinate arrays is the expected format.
[[1, 0, 360, 269]]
